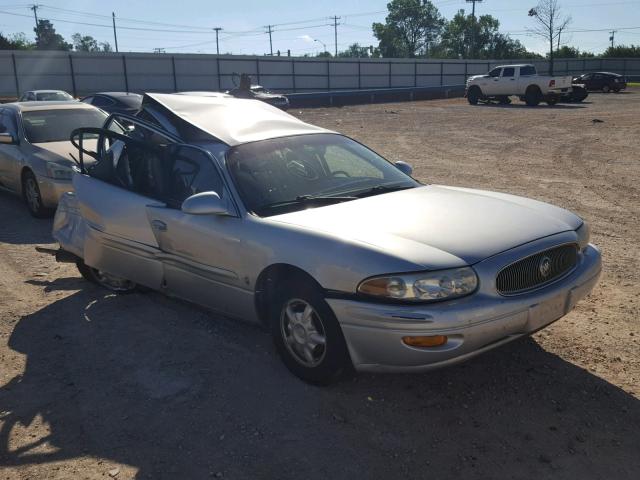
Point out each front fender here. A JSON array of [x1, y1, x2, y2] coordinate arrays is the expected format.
[[52, 191, 87, 258]]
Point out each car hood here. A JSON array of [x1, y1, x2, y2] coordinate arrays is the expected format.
[[268, 185, 582, 267], [33, 140, 96, 167]]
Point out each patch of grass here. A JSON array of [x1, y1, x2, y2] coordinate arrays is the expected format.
[[628, 82, 640, 87]]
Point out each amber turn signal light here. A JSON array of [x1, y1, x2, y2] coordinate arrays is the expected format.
[[402, 335, 448, 348]]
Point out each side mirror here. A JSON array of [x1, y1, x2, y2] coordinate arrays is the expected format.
[[0, 132, 17, 145], [181, 191, 228, 215], [395, 161, 413, 176]]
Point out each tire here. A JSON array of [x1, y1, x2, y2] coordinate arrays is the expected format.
[[270, 279, 351, 384], [613, 87, 621, 93], [76, 260, 137, 293], [22, 170, 52, 218], [467, 87, 480, 105], [546, 97, 559, 106], [602, 85, 610, 93], [525, 86, 542, 106]]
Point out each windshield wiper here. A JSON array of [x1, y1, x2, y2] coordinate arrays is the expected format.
[[258, 194, 357, 212], [351, 184, 416, 198]]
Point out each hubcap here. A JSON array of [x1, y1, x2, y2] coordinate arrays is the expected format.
[[280, 298, 327, 367], [25, 177, 40, 213]]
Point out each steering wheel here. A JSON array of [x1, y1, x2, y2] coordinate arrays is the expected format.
[[332, 170, 351, 177]]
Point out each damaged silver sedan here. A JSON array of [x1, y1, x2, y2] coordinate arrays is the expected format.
[[49, 93, 601, 383]]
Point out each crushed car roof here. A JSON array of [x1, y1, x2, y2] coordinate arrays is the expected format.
[[145, 93, 330, 146]]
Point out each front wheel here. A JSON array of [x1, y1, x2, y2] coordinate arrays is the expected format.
[[22, 170, 52, 218], [76, 260, 137, 293], [466, 87, 480, 105], [270, 281, 351, 384]]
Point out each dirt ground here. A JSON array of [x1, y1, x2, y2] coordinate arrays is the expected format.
[[0, 90, 638, 480]]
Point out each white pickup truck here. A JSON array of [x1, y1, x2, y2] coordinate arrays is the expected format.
[[465, 64, 573, 106]]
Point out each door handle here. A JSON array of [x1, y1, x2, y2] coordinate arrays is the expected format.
[[152, 220, 167, 232]]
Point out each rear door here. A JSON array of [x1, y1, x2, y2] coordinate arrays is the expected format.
[[75, 116, 178, 290], [497, 66, 516, 94]]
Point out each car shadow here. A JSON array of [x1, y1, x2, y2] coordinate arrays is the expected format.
[[479, 102, 587, 110], [0, 285, 638, 479], [0, 190, 53, 245]]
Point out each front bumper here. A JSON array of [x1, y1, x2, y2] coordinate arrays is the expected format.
[[37, 176, 73, 208], [329, 241, 601, 373]]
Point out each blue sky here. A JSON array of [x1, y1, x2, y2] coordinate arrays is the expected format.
[[0, 0, 639, 55]]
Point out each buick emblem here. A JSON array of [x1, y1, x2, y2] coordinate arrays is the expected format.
[[539, 256, 552, 278]]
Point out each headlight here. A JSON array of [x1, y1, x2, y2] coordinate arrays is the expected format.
[[46, 162, 76, 180], [576, 221, 590, 251], [358, 267, 478, 302]]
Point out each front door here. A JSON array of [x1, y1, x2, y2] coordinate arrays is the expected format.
[[0, 109, 22, 192], [145, 145, 254, 320]]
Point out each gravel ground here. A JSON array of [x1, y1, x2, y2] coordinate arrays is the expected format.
[[0, 90, 638, 479]]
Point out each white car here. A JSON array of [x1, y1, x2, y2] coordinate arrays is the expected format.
[[18, 90, 75, 102], [466, 64, 573, 106], [0, 102, 108, 217]]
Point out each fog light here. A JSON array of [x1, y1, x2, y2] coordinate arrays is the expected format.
[[402, 335, 448, 348]]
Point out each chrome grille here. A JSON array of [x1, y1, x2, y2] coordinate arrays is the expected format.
[[496, 244, 578, 295]]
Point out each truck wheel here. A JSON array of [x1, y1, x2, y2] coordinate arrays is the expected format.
[[76, 260, 137, 293], [525, 86, 542, 106], [270, 279, 352, 384], [602, 85, 610, 93], [467, 87, 481, 105]]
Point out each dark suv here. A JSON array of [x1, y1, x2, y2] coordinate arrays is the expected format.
[[573, 72, 627, 93]]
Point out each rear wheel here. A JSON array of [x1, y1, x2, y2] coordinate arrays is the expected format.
[[22, 170, 52, 218], [270, 279, 351, 384], [525, 86, 542, 106], [602, 84, 611, 93], [76, 260, 137, 293], [467, 87, 481, 105]]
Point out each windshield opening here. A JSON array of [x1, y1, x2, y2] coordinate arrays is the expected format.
[[36, 91, 73, 101], [22, 109, 108, 143], [226, 133, 419, 216]]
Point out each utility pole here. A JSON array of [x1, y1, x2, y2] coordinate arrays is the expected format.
[[30, 4, 40, 43], [609, 30, 616, 49], [557, 24, 564, 50], [331, 16, 340, 56], [266, 25, 273, 56], [213, 27, 222, 55], [112, 12, 119, 53], [465, 0, 483, 58]]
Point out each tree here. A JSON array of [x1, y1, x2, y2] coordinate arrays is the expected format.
[[528, 0, 571, 75], [35, 20, 72, 50], [552, 45, 594, 58], [372, 0, 445, 58], [602, 44, 640, 58], [72, 33, 98, 52], [435, 10, 539, 59], [338, 43, 371, 58], [0, 32, 35, 50], [315, 51, 332, 58]]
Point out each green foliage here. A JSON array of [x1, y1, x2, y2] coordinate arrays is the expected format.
[[35, 20, 72, 50], [0, 32, 35, 50], [337, 43, 372, 58], [602, 44, 640, 58], [551, 45, 595, 58], [71, 33, 112, 52], [433, 9, 540, 60], [315, 51, 332, 58], [372, 0, 445, 57]]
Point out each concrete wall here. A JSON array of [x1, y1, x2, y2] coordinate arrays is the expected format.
[[0, 50, 638, 98]]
